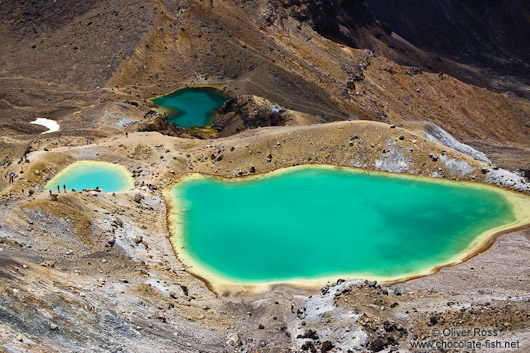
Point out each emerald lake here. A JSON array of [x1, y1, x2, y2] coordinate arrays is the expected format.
[[168, 166, 527, 285], [151, 87, 227, 128], [45, 161, 134, 193]]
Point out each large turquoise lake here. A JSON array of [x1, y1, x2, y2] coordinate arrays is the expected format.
[[151, 87, 227, 128], [169, 166, 526, 285], [45, 161, 134, 193]]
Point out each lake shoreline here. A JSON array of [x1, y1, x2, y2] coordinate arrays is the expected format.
[[164, 164, 530, 293], [149, 86, 228, 128], [44, 160, 135, 193]]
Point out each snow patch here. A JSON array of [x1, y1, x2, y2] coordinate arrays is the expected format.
[[30, 118, 60, 134], [424, 123, 491, 164]]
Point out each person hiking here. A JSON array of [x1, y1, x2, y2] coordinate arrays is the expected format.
[[63, 184, 66, 193], [57, 185, 60, 193]]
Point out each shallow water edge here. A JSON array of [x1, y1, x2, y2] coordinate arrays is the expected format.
[[148, 85, 228, 127], [163, 164, 530, 293], [44, 161, 135, 193]]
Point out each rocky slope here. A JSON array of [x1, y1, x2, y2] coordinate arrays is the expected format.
[[1, 0, 530, 352], [1, 0, 529, 169], [281, 0, 530, 98]]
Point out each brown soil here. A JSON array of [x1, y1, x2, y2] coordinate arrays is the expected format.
[[1, 1, 529, 352]]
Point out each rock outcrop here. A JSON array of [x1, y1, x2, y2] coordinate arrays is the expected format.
[[212, 95, 291, 137], [135, 111, 194, 138]]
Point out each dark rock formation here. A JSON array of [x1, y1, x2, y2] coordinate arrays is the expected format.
[[135, 111, 194, 138], [321, 340, 333, 352], [297, 329, 319, 340], [212, 96, 290, 137]]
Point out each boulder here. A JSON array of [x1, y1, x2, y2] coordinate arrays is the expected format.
[[428, 153, 438, 162], [369, 338, 387, 352], [226, 333, 242, 347], [298, 329, 319, 340], [321, 341, 333, 352], [133, 193, 142, 203], [514, 168, 530, 178]]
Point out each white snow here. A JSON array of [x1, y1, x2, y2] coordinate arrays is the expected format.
[[30, 118, 60, 134], [424, 122, 491, 164]]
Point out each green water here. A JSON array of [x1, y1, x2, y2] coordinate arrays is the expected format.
[[151, 87, 227, 128], [172, 167, 516, 282], [45, 161, 134, 193]]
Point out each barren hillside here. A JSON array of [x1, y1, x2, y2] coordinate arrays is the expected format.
[[1, 1, 530, 352]]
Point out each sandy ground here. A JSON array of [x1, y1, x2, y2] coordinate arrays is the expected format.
[[0, 1, 529, 352]]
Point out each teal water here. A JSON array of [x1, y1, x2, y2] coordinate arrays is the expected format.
[[173, 167, 516, 282], [45, 162, 134, 193], [151, 88, 227, 128]]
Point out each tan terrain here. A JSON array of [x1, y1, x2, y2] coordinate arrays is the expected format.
[[0, 0, 530, 352]]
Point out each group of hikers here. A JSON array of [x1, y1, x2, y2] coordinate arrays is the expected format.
[[49, 184, 101, 195], [49, 184, 67, 195]]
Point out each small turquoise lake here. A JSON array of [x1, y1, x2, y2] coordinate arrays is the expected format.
[[151, 87, 227, 128], [45, 161, 134, 193], [168, 166, 529, 286]]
